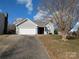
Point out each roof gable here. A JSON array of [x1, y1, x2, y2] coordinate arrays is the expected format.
[[14, 18, 37, 26], [17, 19, 38, 28], [14, 18, 27, 26]]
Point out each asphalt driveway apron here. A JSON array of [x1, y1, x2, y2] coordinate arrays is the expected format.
[[0, 35, 50, 59]]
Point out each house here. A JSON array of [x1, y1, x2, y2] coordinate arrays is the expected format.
[[0, 12, 8, 34], [14, 18, 55, 35], [34, 20, 46, 34], [66, 22, 79, 39], [35, 20, 55, 34], [45, 22, 55, 34], [7, 24, 16, 34], [70, 22, 79, 32], [14, 18, 37, 35]]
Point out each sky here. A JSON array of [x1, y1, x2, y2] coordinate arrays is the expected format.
[[0, 0, 48, 24]]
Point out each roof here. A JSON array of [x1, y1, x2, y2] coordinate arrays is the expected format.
[[14, 18, 38, 26], [34, 20, 50, 27], [14, 18, 51, 27], [13, 18, 27, 26], [70, 22, 79, 32]]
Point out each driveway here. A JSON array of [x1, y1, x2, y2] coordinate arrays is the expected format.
[[0, 35, 50, 59]]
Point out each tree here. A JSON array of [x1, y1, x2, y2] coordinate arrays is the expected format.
[[4, 13, 8, 34], [40, 0, 79, 40]]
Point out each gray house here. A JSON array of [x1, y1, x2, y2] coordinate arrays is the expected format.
[[0, 12, 8, 34]]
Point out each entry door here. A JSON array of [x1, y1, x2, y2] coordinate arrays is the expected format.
[[38, 27, 44, 34]]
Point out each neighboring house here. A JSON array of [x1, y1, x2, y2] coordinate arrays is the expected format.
[[14, 18, 55, 35], [70, 22, 79, 32], [7, 24, 16, 34], [0, 12, 8, 34]]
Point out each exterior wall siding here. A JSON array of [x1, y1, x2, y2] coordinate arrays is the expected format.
[[46, 22, 55, 34]]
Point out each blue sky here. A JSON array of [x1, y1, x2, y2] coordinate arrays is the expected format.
[[0, 0, 41, 24]]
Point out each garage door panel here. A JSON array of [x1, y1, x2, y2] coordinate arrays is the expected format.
[[19, 29, 37, 35]]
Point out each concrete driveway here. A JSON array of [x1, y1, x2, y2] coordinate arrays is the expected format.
[[0, 35, 50, 59]]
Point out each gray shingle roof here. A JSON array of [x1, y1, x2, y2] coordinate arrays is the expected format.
[[13, 18, 27, 26], [14, 18, 50, 27], [34, 20, 50, 27]]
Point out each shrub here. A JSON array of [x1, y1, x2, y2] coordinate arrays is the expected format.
[[66, 32, 77, 39], [54, 29, 58, 34]]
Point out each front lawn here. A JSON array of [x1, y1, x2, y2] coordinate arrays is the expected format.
[[36, 35, 79, 59]]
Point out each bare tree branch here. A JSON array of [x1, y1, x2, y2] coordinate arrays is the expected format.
[[40, 0, 79, 39]]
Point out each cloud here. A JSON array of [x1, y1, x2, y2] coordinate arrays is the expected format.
[[17, 0, 33, 11], [33, 10, 49, 20]]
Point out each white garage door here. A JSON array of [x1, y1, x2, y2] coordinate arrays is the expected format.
[[18, 29, 37, 35]]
